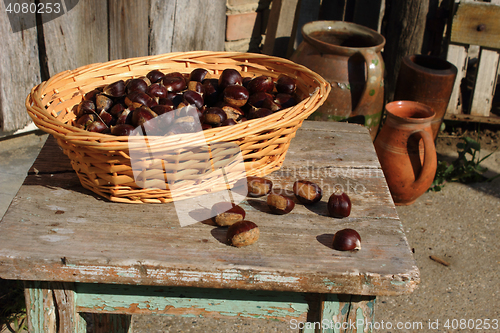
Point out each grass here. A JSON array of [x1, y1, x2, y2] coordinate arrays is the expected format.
[[0, 279, 27, 333]]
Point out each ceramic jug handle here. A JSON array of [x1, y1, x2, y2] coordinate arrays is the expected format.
[[413, 129, 437, 188], [354, 49, 383, 115]]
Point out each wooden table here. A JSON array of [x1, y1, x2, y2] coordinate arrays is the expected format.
[[0, 121, 419, 332]]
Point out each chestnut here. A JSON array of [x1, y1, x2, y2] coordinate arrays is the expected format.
[[146, 69, 166, 83], [188, 81, 205, 96], [275, 93, 297, 109], [162, 76, 187, 92], [247, 92, 274, 109], [111, 124, 135, 136], [75, 113, 96, 129], [203, 107, 227, 127], [218, 68, 242, 91], [151, 104, 174, 115], [98, 110, 114, 126], [247, 75, 274, 94], [87, 120, 108, 133], [109, 103, 126, 117], [211, 202, 246, 226], [96, 93, 113, 112], [247, 108, 273, 120], [227, 220, 260, 247], [276, 74, 297, 94], [189, 68, 210, 82], [182, 90, 204, 109], [126, 78, 149, 94], [131, 106, 158, 127], [103, 80, 126, 98], [146, 83, 168, 99], [262, 97, 281, 112], [76, 99, 96, 117], [116, 109, 132, 125], [246, 176, 272, 197], [332, 228, 361, 251], [267, 193, 295, 215], [221, 119, 238, 127], [125, 91, 157, 109], [328, 192, 352, 218], [293, 180, 322, 205], [220, 104, 244, 121], [223, 85, 249, 108], [202, 79, 220, 106]]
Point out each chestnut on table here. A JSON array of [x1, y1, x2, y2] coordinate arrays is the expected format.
[[0, 121, 419, 332]]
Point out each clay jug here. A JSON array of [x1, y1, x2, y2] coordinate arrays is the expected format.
[[394, 55, 457, 140], [374, 101, 437, 205], [290, 21, 385, 141]]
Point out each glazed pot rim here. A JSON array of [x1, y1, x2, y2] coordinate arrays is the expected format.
[[301, 20, 386, 55], [385, 101, 436, 123], [403, 55, 458, 76]]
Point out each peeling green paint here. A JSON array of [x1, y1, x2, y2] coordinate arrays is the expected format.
[[390, 280, 407, 286]]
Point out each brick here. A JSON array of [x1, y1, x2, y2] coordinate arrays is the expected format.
[[226, 12, 261, 41], [227, 0, 259, 6]]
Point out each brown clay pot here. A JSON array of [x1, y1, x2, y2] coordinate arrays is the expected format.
[[374, 101, 437, 205], [394, 55, 457, 140], [290, 21, 386, 141]]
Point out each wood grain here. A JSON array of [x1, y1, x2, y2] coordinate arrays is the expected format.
[[148, 0, 176, 55], [450, 2, 500, 49], [108, 0, 149, 60], [0, 122, 418, 296], [42, 0, 108, 76], [170, 0, 226, 52], [0, 1, 40, 132], [262, 0, 300, 57]]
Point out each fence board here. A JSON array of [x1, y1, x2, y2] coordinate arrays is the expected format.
[[149, 0, 176, 55], [171, 0, 226, 52], [470, 49, 499, 116], [43, 0, 108, 76], [108, 0, 149, 61], [0, 1, 40, 132], [262, 0, 300, 57]]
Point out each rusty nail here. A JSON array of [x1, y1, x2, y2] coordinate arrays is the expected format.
[[477, 24, 486, 32]]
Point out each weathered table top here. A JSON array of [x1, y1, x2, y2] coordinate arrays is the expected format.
[[0, 121, 419, 296]]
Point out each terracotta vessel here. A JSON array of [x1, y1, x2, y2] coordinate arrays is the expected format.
[[394, 55, 457, 140], [374, 101, 437, 205], [290, 21, 386, 141]]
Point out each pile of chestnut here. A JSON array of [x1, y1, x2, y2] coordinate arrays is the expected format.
[[72, 67, 300, 136], [218, 176, 361, 251]]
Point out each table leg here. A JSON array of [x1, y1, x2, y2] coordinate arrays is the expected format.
[[24, 281, 131, 333], [319, 294, 376, 333]]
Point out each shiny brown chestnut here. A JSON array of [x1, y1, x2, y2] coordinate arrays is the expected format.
[[328, 192, 352, 218], [227, 220, 260, 247], [203, 107, 227, 127], [247, 107, 273, 120], [293, 180, 322, 205], [218, 68, 242, 91], [247, 92, 274, 109], [131, 106, 158, 127], [211, 202, 246, 226], [96, 94, 113, 112], [223, 85, 249, 108], [221, 119, 238, 127], [152, 104, 174, 115], [246, 176, 273, 197], [267, 193, 295, 215], [98, 110, 114, 126], [146, 83, 168, 99], [103, 80, 126, 97], [111, 124, 135, 136], [146, 69, 166, 83], [220, 104, 244, 121], [182, 90, 204, 109], [87, 120, 108, 133], [126, 78, 149, 94], [116, 109, 132, 125], [162, 76, 187, 92], [247, 75, 274, 94], [276, 74, 297, 94], [75, 113, 96, 129], [84, 88, 101, 102], [202, 79, 220, 106], [188, 81, 205, 96], [332, 228, 361, 251], [275, 93, 297, 109], [189, 68, 210, 82], [76, 99, 96, 117], [109, 103, 126, 117], [125, 91, 158, 109], [262, 97, 281, 112]]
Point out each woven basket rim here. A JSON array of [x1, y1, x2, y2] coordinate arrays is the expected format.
[[26, 51, 331, 148]]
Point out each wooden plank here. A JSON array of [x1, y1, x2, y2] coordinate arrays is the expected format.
[[292, 0, 321, 50], [108, 0, 149, 61], [444, 112, 500, 124], [450, 2, 500, 49], [470, 49, 500, 116], [170, 0, 226, 52], [353, 0, 384, 32], [24, 281, 57, 333], [446, 44, 468, 115], [262, 0, 300, 57], [148, 0, 176, 55], [0, 1, 41, 132], [42, 0, 108, 76], [0, 122, 417, 296]]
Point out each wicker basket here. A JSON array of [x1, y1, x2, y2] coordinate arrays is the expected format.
[[26, 51, 330, 203]]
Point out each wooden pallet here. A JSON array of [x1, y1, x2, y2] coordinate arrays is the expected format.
[[445, 0, 500, 124]]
